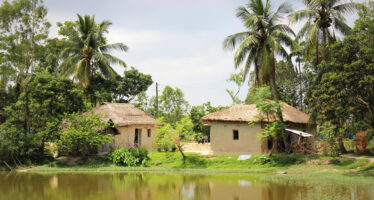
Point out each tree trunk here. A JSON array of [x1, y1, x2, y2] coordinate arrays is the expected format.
[[177, 144, 186, 164], [268, 138, 276, 156], [25, 85, 31, 134], [316, 35, 320, 65], [269, 60, 279, 100], [255, 63, 261, 87], [283, 135, 291, 154], [299, 61, 303, 110], [323, 28, 329, 61], [338, 137, 347, 154]]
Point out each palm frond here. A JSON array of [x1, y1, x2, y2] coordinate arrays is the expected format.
[[289, 9, 315, 23], [99, 53, 127, 68], [59, 54, 81, 76], [271, 30, 294, 48], [233, 35, 257, 67], [296, 20, 311, 41], [333, 2, 359, 14], [74, 59, 90, 87], [236, 6, 251, 23], [100, 42, 129, 53], [270, 2, 293, 24], [272, 24, 295, 37], [97, 60, 117, 80], [223, 31, 253, 50], [333, 18, 352, 35]]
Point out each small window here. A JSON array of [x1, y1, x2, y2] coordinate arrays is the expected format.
[[233, 130, 239, 140], [147, 129, 151, 138]]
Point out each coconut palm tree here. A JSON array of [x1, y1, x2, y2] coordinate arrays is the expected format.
[[59, 14, 128, 87], [289, 0, 357, 64], [223, 0, 295, 100]]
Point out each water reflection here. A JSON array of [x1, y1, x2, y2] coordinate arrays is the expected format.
[[0, 172, 373, 200]]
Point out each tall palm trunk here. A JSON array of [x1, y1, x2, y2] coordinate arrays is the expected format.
[[255, 62, 261, 87], [316, 36, 320, 65], [25, 85, 31, 134], [269, 59, 279, 100], [298, 59, 303, 109], [323, 28, 330, 61]]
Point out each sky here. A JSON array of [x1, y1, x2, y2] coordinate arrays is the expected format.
[[42, 0, 362, 106]]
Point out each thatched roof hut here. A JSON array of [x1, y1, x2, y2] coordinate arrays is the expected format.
[[201, 103, 310, 124], [92, 102, 156, 126]]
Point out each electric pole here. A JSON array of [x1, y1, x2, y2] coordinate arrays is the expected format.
[[155, 82, 159, 118]]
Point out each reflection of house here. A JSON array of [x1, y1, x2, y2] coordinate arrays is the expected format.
[[93, 102, 157, 151], [201, 103, 313, 154]]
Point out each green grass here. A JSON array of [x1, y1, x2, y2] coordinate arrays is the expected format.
[[21, 152, 372, 176]]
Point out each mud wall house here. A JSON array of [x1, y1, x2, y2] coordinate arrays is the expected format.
[[200, 103, 313, 154], [92, 103, 157, 152]]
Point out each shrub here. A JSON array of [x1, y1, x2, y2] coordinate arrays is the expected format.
[[111, 147, 149, 167], [137, 146, 150, 164], [318, 122, 340, 157], [111, 148, 138, 167]]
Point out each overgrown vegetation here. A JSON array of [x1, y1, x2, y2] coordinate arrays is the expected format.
[[110, 147, 149, 167], [56, 112, 113, 156]]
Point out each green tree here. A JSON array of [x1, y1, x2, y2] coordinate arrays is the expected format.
[[159, 85, 189, 124], [223, 0, 295, 99], [152, 118, 176, 152], [133, 91, 150, 112], [27, 71, 86, 143], [0, 70, 86, 161], [245, 86, 272, 104], [0, 0, 51, 133], [308, 1, 374, 153], [225, 70, 244, 105], [153, 117, 195, 163], [57, 112, 113, 156], [289, 0, 358, 64], [189, 102, 228, 139], [275, 61, 299, 108], [113, 67, 153, 103], [247, 86, 289, 154], [58, 14, 128, 88]]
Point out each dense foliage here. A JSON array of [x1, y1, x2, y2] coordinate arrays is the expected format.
[[0, 0, 154, 163], [57, 113, 113, 156]]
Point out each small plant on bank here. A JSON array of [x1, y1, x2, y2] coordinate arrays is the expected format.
[[110, 147, 150, 167], [318, 122, 340, 157]]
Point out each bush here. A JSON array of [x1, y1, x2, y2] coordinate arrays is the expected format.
[[111, 147, 150, 167], [318, 122, 340, 157], [111, 148, 138, 167]]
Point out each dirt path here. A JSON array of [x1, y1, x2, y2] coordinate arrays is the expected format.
[[341, 154, 374, 172], [342, 154, 374, 163]]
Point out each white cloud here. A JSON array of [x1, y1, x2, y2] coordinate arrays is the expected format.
[[106, 27, 243, 106]]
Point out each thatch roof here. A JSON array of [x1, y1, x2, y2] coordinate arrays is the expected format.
[[92, 102, 156, 126], [201, 103, 310, 124]]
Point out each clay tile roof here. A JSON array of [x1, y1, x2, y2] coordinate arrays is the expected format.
[[201, 103, 310, 124], [92, 102, 156, 126]]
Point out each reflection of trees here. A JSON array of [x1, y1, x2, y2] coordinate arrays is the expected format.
[[179, 174, 211, 200], [0, 172, 373, 200]]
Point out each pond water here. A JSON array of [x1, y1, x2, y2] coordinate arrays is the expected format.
[[0, 172, 373, 200]]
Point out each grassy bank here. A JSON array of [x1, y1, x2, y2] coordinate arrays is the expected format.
[[2, 152, 372, 177]]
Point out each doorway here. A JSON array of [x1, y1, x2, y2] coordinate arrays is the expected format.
[[134, 128, 142, 147]]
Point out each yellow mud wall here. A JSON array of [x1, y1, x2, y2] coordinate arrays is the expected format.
[[114, 125, 156, 150], [209, 122, 263, 154]]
